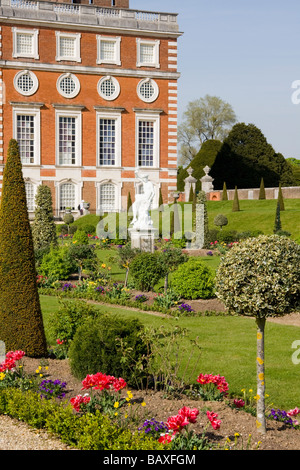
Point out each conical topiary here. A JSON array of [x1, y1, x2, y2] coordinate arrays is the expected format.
[[0, 139, 47, 357], [222, 182, 228, 201], [259, 178, 266, 200], [232, 186, 240, 212]]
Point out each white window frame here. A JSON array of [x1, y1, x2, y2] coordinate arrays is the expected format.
[[13, 70, 39, 97], [55, 108, 82, 167], [135, 110, 160, 168], [96, 110, 122, 167], [136, 38, 160, 68], [55, 31, 81, 63], [12, 105, 41, 166], [12, 27, 39, 60], [137, 78, 159, 103], [97, 76, 120, 101], [56, 73, 81, 99], [97, 36, 121, 66], [99, 182, 117, 213], [58, 181, 77, 211]]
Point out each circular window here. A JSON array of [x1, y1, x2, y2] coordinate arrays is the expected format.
[[97, 76, 120, 101], [14, 70, 39, 96], [137, 78, 159, 103], [57, 73, 80, 99]]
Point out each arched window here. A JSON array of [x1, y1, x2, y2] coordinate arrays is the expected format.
[[60, 183, 75, 211], [25, 181, 35, 211], [100, 183, 115, 212]]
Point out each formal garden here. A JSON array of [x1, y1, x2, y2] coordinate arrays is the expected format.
[[0, 140, 299, 451]]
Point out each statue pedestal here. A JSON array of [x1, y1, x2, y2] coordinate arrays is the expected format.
[[128, 227, 158, 253]]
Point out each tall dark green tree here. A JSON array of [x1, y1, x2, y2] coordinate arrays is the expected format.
[[278, 184, 285, 211], [211, 123, 295, 189], [32, 184, 57, 251], [273, 201, 282, 234], [0, 140, 47, 357]]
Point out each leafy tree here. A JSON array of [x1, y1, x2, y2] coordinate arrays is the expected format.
[[0, 139, 47, 357], [158, 243, 187, 293], [178, 95, 236, 165], [211, 123, 295, 189], [215, 235, 300, 434], [68, 243, 96, 281], [32, 184, 57, 251], [115, 243, 140, 287]]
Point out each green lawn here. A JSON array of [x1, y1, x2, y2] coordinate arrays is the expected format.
[[40, 294, 300, 411], [206, 199, 300, 239]]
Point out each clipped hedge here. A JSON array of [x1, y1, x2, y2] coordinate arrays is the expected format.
[[0, 388, 166, 450]]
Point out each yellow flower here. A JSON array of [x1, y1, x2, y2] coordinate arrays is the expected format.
[[114, 412, 118, 416], [234, 433, 240, 437], [101, 264, 106, 268], [127, 391, 133, 399], [0, 373, 5, 380], [141, 401, 146, 407], [249, 389, 253, 393], [114, 402, 119, 409], [39, 374, 43, 378]]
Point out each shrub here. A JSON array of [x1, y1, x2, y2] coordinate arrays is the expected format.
[[72, 230, 89, 245], [68, 314, 149, 387], [171, 258, 215, 300], [0, 139, 47, 357], [38, 246, 76, 280], [130, 252, 165, 291], [49, 299, 100, 347]]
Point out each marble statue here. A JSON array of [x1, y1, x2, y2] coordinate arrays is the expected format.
[[131, 169, 155, 230]]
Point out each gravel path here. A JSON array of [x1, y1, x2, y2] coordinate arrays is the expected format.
[[0, 415, 72, 451]]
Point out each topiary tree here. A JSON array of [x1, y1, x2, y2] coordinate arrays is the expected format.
[[195, 190, 210, 248], [214, 214, 228, 231], [0, 139, 47, 357], [171, 257, 215, 300], [63, 212, 74, 234], [215, 235, 300, 435], [222, 182, 228, 201], [32, 184, 57, 251], [232, 186, 240, 212], [273, 201, 281, 234], [278, 183, 285, 211], [259, 178, 266, 200]]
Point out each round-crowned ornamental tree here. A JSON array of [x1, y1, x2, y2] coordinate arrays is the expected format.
[[215, 235, 300, 434]]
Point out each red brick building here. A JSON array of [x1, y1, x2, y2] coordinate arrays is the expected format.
[[0, 0, 182, 217]]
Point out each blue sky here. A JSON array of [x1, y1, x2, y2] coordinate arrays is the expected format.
[[131, 0, 300, 159]]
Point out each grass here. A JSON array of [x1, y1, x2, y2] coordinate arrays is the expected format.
[[40, 294, 300, 411], [206, 199, 300, 239]]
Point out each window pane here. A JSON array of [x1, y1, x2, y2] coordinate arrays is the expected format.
[[99, 118, 115, 166], [25, 182, 35, 211], [16, 33, 33, 55], [17, 115, 35, 164], [100, 184, 115, 212], [140, 44, 154, 64], [59, 117, 76, 165], [59, 37, 75, 58], [60, 183, 75, 211], [138, 121, 154, 167], [100, 40, 115, 61], [99, 78, 116, 98]]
